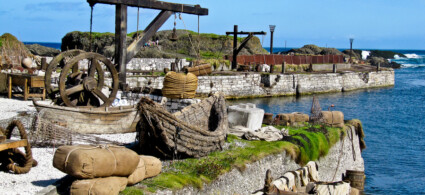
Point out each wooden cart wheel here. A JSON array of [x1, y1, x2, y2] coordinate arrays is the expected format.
[[59, 52, 119, 107], [45, 49, 85, 102]]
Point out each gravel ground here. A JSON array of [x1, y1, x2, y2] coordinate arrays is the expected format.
[[0, 97, 137, 195]]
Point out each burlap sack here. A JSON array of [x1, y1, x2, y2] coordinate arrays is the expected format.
[[320, 111, 344, 127], [127, 156, 146, 186], [53, 145, 139, 179], [70, 177, 128, 195], [262, 113, 274, 125], [274, 114, 294, 126], [292, 112, 309, 123], [141, 155, 162, 178]]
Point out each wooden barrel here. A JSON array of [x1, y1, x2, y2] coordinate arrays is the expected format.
[[344, 170, 365, 191], [262, 113, 274, 125]]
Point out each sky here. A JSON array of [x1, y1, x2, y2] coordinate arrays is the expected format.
[[1, 0, 425, 50]]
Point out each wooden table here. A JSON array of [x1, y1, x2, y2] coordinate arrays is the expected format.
[[0, 139, 28, 152], [8, 73, 45, 100]]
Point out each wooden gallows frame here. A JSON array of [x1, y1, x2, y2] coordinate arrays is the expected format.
[[86, 0, 208, 88]]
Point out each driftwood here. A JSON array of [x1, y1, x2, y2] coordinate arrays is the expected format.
[[137, 92, 228, 158]]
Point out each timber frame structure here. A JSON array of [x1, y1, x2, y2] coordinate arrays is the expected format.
[[86, 0, 208, 88], [226, 25, 266, 70]]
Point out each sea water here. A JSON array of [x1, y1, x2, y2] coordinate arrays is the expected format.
[[230, 49, 425, 194]]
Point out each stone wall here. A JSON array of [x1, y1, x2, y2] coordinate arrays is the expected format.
[[120, 70, 394, 98], [158, 123, 364, 194]]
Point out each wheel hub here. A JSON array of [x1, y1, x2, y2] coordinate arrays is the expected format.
[[83, 77, 98, 91]]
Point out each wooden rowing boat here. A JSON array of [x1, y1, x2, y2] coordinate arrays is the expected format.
[[32, 100, 140, 134], [137, 92, 228, 158]]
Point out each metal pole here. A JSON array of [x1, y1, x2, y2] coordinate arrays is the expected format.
[[232, 25, 238, 70], [270, 31, 274, 54], [349, 38, 354, 64]]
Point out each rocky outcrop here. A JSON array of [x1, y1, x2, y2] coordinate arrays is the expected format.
[[342, 49, 362, 60], [368, 56, 401, 69], [25, 44, 60, 57], [288, 44, 343, 56], [0, 33, 32, 66], [61, 30, 268, 59], [367, 50, 405, 59]]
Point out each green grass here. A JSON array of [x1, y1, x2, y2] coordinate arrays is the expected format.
[[124, 124, 346, 194]]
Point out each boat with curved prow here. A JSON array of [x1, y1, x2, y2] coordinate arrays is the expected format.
[[137, 92, 228, 158], [32, 99, 140, 134]]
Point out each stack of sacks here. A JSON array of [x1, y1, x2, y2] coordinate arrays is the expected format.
[[319, 111, 344, 128], [274, 112, 309, 126], [53, 145, 162, 195], [127, 155, 162, 185]]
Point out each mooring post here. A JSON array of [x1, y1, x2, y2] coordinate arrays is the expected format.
[[115, 4, 128, 88], [270, 64, 274, 73], [333, 64, 337, 73], [282, 62, 286, 74], [232, 25, 238, 70], [377, 63, 380, 71]]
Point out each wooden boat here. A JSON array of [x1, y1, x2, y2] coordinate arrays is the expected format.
[[32, 100, 140, 134], [137, 92, 228, 158]]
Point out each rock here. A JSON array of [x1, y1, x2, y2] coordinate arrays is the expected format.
[[368, 56, 401, 69], [25, 44, 60, 57], [342, 49, 362, 61], [368, 50, 406, 59]]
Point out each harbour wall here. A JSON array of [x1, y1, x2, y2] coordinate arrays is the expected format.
[[119, 70, 394, 98], [158, 124, 364, 194]]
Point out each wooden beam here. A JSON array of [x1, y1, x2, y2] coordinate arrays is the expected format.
[[87, 0, 208, 15], [226, 31, 266, 35], [126, 10, 173, 64], [236, 34, 254, 55], [0, 139, 28, 152], [115, 4, 127, 86]]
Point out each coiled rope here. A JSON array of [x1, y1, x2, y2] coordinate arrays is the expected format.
[[0, 120, 36, 174]]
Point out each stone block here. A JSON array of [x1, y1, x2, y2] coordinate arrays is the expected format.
[[227, 103, 265, 131]]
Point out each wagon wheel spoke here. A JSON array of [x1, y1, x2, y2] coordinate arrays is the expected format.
[[92, 88, 109, 104], [89, 58, 98, 77], [65, 84, 84, 96]]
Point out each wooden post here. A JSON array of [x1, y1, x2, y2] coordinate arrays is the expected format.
[[232, 25, 238, 70], [333, 64, 337, 73], [41, 57, 47, 71], [115, 4, 128, 88]]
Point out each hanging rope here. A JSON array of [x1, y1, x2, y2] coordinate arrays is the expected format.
[[178, 13, 200, 61]]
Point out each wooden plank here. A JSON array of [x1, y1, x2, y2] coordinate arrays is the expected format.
[[87, 0, 208, 15], [0, 139, 28, 152], [126, 10, 172, 64]]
